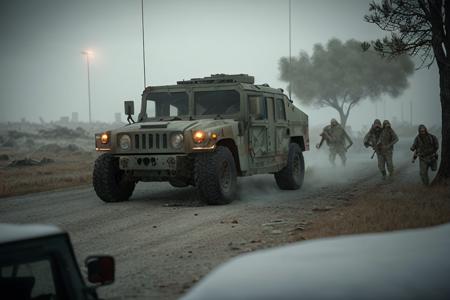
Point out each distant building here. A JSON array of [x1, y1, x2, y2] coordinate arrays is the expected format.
[[60, 116, 69, 123], [71, 112, 79, 123]]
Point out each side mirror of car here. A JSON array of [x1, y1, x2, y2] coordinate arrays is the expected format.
[[85, 256, 115, 286], [124, 101, 134, 116]]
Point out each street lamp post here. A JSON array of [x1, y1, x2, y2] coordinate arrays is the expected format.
[[81, 50, 93, 123], [288, 0, 292, 100]]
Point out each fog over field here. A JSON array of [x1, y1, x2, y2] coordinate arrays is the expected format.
[[0, 0, 440, 129]]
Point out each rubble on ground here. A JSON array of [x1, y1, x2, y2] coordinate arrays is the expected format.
[[312, 206, 333, 212], [36, 143, 83, 153], [24, 138, 35, 147], [38, 126, 89, 139], [8, 157, 55, 167], [1, 139, 17, 148], [7, 130, 34, 139]]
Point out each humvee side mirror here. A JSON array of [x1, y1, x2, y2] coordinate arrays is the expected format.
[[124, 101, 135, 124], [124, 101, 134, 116], [85, 255, 115, 286]]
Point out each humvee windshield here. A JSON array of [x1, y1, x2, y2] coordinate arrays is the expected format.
[[194, 90, 240, 116], [146, 92, 189, 118]]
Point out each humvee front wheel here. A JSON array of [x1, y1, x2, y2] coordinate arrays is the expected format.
[[194, 146, 237, 205], [274, 143, 305, 190], [93, 153, 136, 202]]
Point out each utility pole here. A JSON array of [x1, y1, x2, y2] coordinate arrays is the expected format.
[[288, 0, 292, 100], [141, 0, 147, 88], [81, 50, 93, 123], [383, 99, 386, 120]]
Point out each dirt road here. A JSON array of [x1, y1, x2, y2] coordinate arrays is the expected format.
[[0, 153, 404, 300]]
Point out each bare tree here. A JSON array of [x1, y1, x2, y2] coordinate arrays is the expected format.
[[279, 39, 414, 127], [365, 0, 449, 185]]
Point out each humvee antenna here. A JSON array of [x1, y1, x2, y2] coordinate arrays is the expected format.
[[141, 0, 147, 88], [288, 0, 292, 100]]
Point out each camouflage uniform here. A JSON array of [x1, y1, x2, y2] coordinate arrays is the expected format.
[[364, 119, 398, 179], [410, 124, 439, 186], [363, 119, 382, 149], [319, 119, 353, 166], [378, 120, 398, 178]]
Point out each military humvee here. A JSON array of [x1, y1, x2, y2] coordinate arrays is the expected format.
[[94, 74, 309, 205], [0, 224, 115, 300]]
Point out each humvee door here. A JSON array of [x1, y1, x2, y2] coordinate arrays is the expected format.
[[274, 97, 290, 156], [248, 95, 277, 172]]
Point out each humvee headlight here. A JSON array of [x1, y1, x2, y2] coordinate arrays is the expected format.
[[193, 130, 207, 144], [170, 133, 184, 149], [119, 135, 131, 150], [101, 133, 109, 144]]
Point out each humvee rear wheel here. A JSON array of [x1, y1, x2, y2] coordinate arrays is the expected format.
[[93, 153, 136, 202], [194, 146, 237, 205], [274, 143, 305, 190]]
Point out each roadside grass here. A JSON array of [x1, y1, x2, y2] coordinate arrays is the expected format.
[[302, 184, 450, 240], [0, 154, 94, 198]]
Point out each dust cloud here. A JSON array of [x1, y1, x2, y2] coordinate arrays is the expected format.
[[237, 133, 419, 203]]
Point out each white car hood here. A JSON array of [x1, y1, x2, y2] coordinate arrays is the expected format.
[[181, 223, 450, 300]]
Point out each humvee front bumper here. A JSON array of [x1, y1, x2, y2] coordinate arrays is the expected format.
[[118, 154, 193, 182], [119, 154, 186, 171]]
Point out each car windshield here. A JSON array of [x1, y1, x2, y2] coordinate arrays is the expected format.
[[194, 90, 240, 116], [146, 92, 189, 119]]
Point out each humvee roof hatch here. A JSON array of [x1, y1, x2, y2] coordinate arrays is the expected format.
[[177, 73, 255, 85]]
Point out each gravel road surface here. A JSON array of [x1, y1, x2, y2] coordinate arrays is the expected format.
[[0, 152, 407, 299]]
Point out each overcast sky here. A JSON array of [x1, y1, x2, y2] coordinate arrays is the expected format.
[[0, 0, 440, 129]]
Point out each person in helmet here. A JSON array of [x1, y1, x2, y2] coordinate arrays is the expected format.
[[363, 119, 382, 149], [316, 118, 353, 166], [369, 120, 398, 179], [410, 124, 439, 185]]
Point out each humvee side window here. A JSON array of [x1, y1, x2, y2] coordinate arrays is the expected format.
[[0, 258, 61, 299], [170, 105, 178, 116], [194, 90, 240, 115], [275, 98, 286, 121], [248, 96, 267, 120], [146, 92, 189, 118]]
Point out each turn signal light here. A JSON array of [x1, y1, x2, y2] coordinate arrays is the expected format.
[[101, 133, 109, 144], [193, 130, 206, 143]]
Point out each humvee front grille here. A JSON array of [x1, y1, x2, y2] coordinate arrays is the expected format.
[[134, 133, 168, 150]]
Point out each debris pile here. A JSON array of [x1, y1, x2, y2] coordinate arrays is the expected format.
[[8, 157, 55, 167], [0, 126, 91, 149], [1, 139, 17, 148], [7, 130, 34, 139], [37, 143, 82, 153], [38, 126, 89, 139]]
